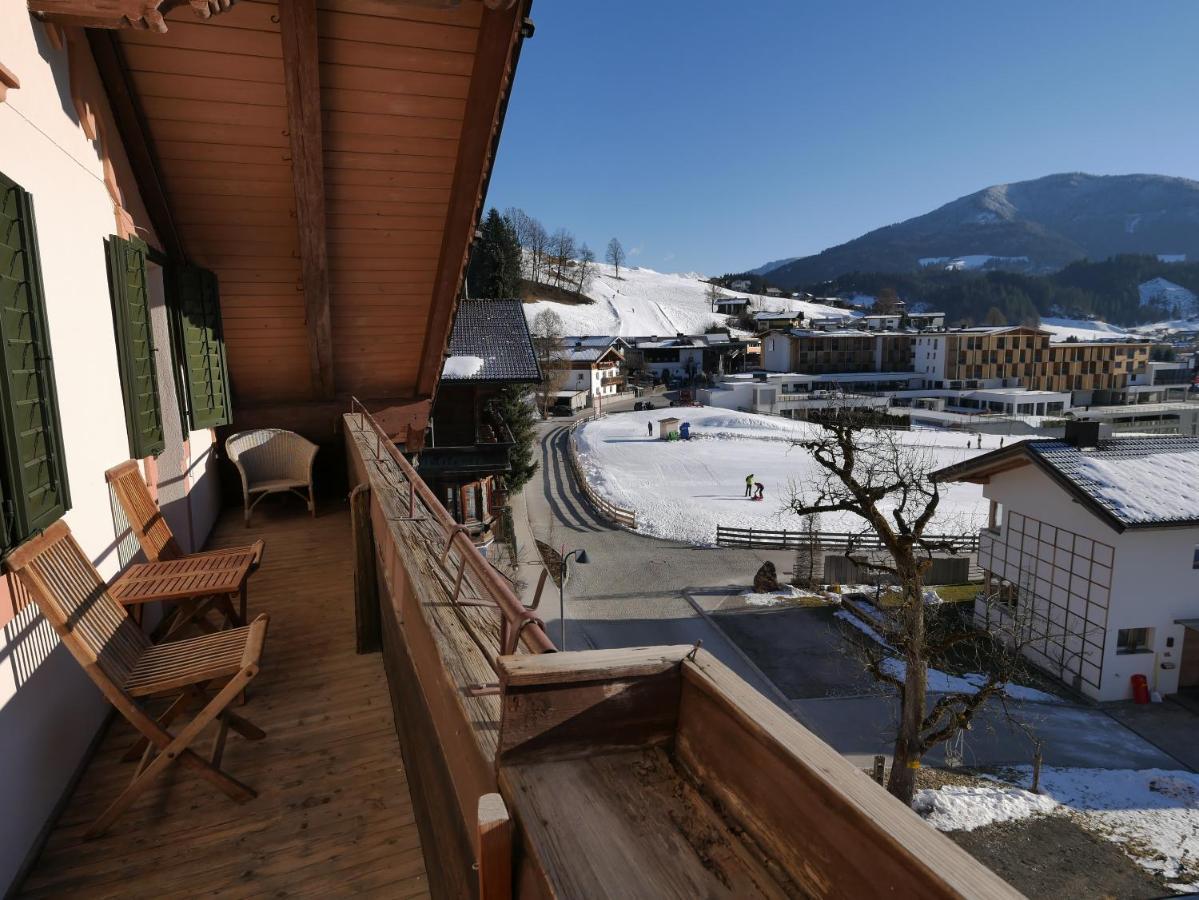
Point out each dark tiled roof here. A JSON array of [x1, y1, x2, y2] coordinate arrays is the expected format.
[[442, 298, 541, 383]]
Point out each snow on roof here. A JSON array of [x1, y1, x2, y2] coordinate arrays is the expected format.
[[443, 298, 541, 382], [1030, 438, 1199, 527], [441, 355, 485, 379]]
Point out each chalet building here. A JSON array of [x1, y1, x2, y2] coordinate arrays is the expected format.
[[936, 425, 1199, 703], [624, 333, 750, 383], [753, 308, 803, 331], [713, 295, 749, 315], [421, 298, 540, 550], [0, 2, 1024, 897], [562, 341, 626, 403]]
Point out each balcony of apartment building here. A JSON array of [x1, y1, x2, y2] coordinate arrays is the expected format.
[[2, 1, 1022, 895]]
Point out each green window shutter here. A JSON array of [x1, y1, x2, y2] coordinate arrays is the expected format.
[[106, 234, 165, 458], [0, 172, 71, 549], [171, 264, 231, 429]]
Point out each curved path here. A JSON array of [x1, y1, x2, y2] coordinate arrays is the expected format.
[[513, 407, 793, 701]]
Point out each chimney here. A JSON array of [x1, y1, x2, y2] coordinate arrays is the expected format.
[[1063, 420, 1102, 449]]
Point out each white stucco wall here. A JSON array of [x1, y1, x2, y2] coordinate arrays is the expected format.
[[762, 335, 790, 372], [0, 14, 219, 891], [979, 462, 1199, 701], [914, 334, 947, 380]]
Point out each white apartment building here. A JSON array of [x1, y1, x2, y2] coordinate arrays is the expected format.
[[936, 425, 1199, 702], [562, 344, 625, 402]]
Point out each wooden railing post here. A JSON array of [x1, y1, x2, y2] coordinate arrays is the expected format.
[[477, 793, 512, 900], [350, 483, 380, 654]]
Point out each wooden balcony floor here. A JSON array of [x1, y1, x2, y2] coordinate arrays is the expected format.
[[19, 505, 429, 899]]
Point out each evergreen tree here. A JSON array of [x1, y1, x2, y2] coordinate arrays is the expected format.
[[495, 384, 538, 493], [467, 208, 522, 298]]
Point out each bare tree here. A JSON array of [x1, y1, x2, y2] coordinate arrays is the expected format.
[[706, 281, 725, 311], [548, 228, 576, 289], [527, 218, 549, 284], [606, 238, 626, 279], [790, 513, 821, 590], [575, 243, 596, 298], [788, 409, 1036, 804], [530, 308, 567, 416]]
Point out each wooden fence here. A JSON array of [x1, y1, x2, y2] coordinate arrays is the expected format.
[[715, 525, 979, 553], [565, 414, 638, 530]]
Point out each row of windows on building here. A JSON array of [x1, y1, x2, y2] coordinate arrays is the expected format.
[[0, 171, 231, 554]]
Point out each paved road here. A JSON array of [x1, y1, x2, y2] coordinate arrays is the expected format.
[[515, 405, 793, 702], [513, 403, 1189, 773]]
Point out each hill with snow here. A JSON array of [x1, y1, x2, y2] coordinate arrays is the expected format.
[[758, 173, 1199, 286], [521, 264, 851, 337]]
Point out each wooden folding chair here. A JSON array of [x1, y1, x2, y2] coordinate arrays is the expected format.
[[5, 521, 270, 838], [105, 459, 264, 627]]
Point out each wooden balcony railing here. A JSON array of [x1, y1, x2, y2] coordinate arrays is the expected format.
[[343, 400, 1020, 900]]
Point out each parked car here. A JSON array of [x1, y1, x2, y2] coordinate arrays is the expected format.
[[634, 400, 658, 411]]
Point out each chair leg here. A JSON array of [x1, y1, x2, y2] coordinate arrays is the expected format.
[[308, 484, 316, 517], [88, 666, 261, 838]]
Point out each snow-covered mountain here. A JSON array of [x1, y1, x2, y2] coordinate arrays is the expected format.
[[1138, 277, 1198, 317], [521, 264, 851, 337], [756, 173, 1199, 285]]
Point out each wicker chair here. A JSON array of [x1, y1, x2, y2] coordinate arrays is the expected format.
[[226, 429, 318, 526]]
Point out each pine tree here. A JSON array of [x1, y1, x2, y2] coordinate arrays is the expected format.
[[467, 208, 522, 298], [495, 384, 538, 493]]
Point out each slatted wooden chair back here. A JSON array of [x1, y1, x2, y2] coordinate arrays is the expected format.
[[105, 459, 183, 563], [5, 520, 150, 691]]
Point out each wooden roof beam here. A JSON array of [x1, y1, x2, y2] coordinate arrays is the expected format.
[[87, 30, 185, 261], [279, 0, 335, 399], [416, 0, 527, 399], [30, 0, 237, 33]]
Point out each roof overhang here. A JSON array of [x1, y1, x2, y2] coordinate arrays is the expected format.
[[41, 0, 533, 439]]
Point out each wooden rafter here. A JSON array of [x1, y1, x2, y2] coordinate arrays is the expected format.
[[415, 0, 526, 400], [87, 30, 185, 261], [29, 0, 237, 33], [278, 0, 335, 399]]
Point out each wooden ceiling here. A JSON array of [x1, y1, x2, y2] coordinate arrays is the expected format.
[[47, 0, 527, 424]]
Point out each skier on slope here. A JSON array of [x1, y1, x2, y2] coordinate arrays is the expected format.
[[744, 473, 755, 498]]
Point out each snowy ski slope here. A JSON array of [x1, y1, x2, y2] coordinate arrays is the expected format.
[[521, 263, 851, 337]]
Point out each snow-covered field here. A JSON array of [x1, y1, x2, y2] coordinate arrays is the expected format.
[[1038, 316, 1135, 342], [572, 407, 1009, 545], [522, 263, 850, 337], [915, 767, 1199, 890]]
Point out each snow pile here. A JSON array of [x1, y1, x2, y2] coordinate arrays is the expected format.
[[522, 263, 852, 337], [880, 659, 1062, 703], [834, 609, 895, 649], [739, 585, 813, 606], [573, 406, 1002, 546], [918, 767, 1199, 889], [441, 354, 485, 379], [913, 785, 1058, 831]]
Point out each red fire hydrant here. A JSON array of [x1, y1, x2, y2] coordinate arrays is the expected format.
[[1131, 673, 1150, 704]]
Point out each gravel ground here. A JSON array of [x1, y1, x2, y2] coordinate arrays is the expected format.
[[917, 770, 1173, 899]]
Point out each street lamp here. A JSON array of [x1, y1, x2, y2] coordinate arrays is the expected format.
[[559, 547, 590, 649]]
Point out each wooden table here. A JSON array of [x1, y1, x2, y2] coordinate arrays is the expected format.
[[110, 549, 257, 636]]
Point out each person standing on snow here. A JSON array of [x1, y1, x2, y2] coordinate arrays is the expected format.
[[745, 473, 755, 497], [647, 422, 653, 437]]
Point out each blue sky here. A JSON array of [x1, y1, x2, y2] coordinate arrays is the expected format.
[[485, 0, 1199, 275]]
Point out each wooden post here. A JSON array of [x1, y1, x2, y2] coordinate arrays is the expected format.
[[872, 755, 886, 785], [477, 792, 512, 900], [350, 484, 380, 653]]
